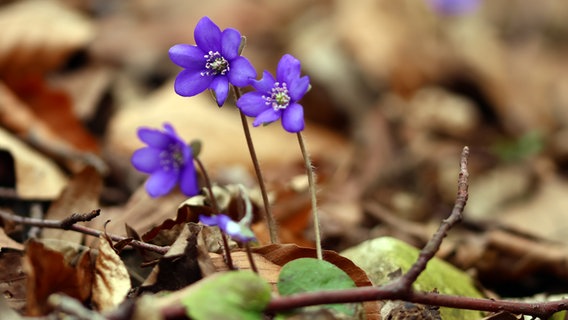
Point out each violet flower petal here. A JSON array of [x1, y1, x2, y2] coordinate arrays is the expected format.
[[276, 54, 301, 85], [174, 69, 213, 97], [288, 75, 310, 102], [281, 103, 305, 133], [179, 161, 199, 196], [194, 16, 222, 52], [252, 71, 276, 93], [131, 148, 162, 173], [236, 92, 266, 117], [221, 28, 241, 61], [169, 44, 205, 69], [228, 56, 257, 87], [146, 170, 178, 197], [210, 76, 229, 106], [253, 108, 281, 127], [138, 128, 173, 148]]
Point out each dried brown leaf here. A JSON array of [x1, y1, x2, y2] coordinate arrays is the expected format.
[[24, 239, 93, 316], [141, 223, 203, 293], [0, 0, 95, 74], [0, 249, 25, 313], [42, 166, 102, 242], [92, 235, 131, 311]]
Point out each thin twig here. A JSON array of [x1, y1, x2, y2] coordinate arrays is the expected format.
[[234, 86, 279, 244], [393, 146, 470, 292], [194, 157, 234, 270], [0, 209, 169, 254], [297, 131, 322, 260]]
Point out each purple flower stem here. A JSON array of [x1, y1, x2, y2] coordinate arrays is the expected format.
[[296, 132, 322, 260], [234, 86, 279, 244], [194, 156, 234, 270]]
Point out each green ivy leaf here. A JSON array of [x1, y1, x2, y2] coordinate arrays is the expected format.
[[181, 271, 271, 320], [277, 258, 361, 318]]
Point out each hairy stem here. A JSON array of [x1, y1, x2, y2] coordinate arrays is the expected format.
[[297, 131, 322, 260], [234, 86, 279, 244], [194, 157, 234, 270]]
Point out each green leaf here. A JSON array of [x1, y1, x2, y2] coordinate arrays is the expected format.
[[342, 237, 485, 320], [181, 271, 271, 320], [277, 258, 360, 318]]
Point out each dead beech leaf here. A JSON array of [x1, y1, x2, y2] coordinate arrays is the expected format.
[[141, 223, 203, 293], [24, 239, 93, 316], [0, 0, 95, 74], [42, 166, 102, 243], [0, 249, 26, 313], [0, 227, 23, 250], [92, 235, 131, 311]]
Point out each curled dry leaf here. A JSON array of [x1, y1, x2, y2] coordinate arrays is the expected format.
[[0, 0, 95, 74], [92, 234, 131, 311], [24, 239, 93, 316]]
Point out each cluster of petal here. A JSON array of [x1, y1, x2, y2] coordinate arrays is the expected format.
[[199, 214, 256, 242], [427, 0, 480, 15], [169, 16, 257, 106], [236, 54, 310, 133], [131, 123, 199, 198]]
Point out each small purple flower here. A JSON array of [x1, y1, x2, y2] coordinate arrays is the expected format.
[[169, 16, 257, 106], [236, 54, 310, 133], [131, 123, 199, 198], [427, 0, 480, 15], [199, 214, 255, 242]]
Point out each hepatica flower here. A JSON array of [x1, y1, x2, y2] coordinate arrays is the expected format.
[[131, 123, 199, 198], [169, 16, 257, 106], [199, 214, 256, 242], [237, 54, 310, 133], [427, 0, 480, 15]]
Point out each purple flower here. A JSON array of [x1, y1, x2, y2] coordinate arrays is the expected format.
[[236, 54, 310, 133], [199, 214, 255, 242], [427, 0, 480, 15], [131, 123, 199, 198], [169, 16, 257, 106]]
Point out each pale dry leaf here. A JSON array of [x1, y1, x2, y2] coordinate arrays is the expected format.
[[0, 227, 23, 250], [92, 235, 131, 311], [42, 166, 102, 242], [0, 127, 67, 199], [0, 0, 95, 74]]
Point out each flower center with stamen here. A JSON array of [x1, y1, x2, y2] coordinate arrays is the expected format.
[[201, 51, 229, 76], [160, 143, 185, 172], [263, 82, 290, 110]]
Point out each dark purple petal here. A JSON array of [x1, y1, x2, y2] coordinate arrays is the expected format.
[[281, 103, 305, 133], [145, 170, 178, 197], [288, 75, 310, 102], [169, 44, 205, 69], [210, 76, 229, 106], [194, 17, 222, 52], [131, 148, 162, 173], [252, 108, 281, 127], [221, 28, 241, 60], [174, 69, 213, 97], [252, 71, 276, 92], [236, 92, 267, 117], [228, 56, 257, 87], [179, 161, 199, 196], [138, 128, 172, 148], [276, 54, 301, 85], [428, 0, 479, 15]]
